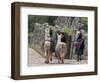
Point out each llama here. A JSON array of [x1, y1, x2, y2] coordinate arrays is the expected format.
[[55, 33, 67, 64], [44, 28, 52, 63]]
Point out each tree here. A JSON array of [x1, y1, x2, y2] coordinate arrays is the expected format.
[[28, 15, 58, 33]]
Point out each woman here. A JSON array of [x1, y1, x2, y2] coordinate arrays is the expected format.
[[75, 32, 85, 61], [49, 28, 58, 52]]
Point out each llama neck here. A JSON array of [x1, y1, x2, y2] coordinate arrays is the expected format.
[[57, 34, 61, 43]]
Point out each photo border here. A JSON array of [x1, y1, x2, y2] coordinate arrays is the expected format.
[[11, 2, 98, 80]]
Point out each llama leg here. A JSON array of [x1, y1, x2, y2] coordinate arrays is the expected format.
[[61, 54, 64, 64], [62, 57, 64, 64], [58, 60, 60, 63], [61, 59, 64, 64], [45, 50, 49, 64], [57, 54, 60, 64], [49, 51, 52, 61], [58, 56, 60, 63]]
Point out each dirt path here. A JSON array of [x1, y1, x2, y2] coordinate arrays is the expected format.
[[28, 48, 87, 66]]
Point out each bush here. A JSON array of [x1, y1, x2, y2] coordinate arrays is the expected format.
[[64, 27, 73, 36]]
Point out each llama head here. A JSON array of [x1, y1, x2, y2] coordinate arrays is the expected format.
[[45, 28, 50, 38]]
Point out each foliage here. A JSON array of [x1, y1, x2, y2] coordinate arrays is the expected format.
[[64, 27, 73, 35], [81, 17, 88, 32], [28, 15, 57, 33]]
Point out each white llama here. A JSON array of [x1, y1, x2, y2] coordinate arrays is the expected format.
[[55, 33, 67, 64]]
